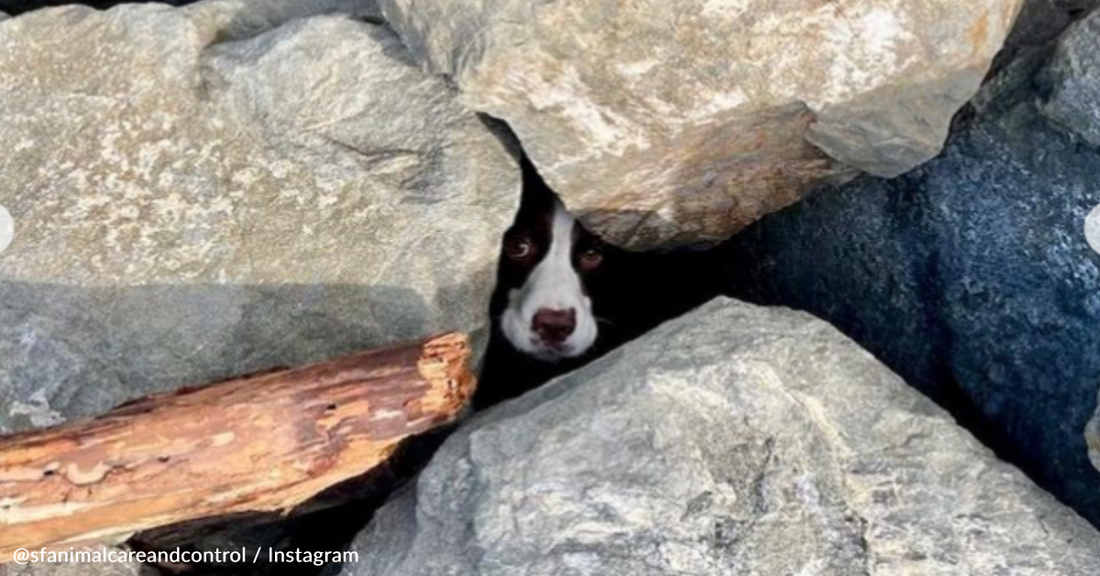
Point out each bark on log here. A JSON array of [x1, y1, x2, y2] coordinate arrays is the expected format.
[[0, 333, 474, 562]]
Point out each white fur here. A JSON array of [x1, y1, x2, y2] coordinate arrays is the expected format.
[[501, 200, 598, 361]]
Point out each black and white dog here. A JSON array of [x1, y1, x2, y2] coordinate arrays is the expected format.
[[475, 159, 723, 409]]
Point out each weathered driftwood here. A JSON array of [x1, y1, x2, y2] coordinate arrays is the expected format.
[[0, 333, 474, 562]]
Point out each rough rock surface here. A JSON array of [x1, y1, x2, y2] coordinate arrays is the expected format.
[[0, 3, 518, 433], [1042, 9, 1100, 146], [341, 299, 1100, 576], [380, 0, 1024, 248], [722, 9, 1100, 526]]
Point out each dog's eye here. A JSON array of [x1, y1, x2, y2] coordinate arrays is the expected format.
[[505, 236, 535, 260], [579, 247, 603, 270]]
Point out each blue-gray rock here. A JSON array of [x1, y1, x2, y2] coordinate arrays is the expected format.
[[341, 299, 1100, 576], [720, 10, 1100, 525], [1042, 8, 1100, 146]]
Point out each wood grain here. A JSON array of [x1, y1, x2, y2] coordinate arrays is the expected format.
[[0, 333, 474, 562]]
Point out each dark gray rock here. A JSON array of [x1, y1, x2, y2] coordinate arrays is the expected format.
[[1042, 9, 1100, 146], [721, 10, 1100, 525], [341, 299, 1100, 576], [1005, 0, 1098, 50]]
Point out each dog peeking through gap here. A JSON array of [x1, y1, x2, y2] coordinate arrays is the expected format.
[[475, 157, 727, 410]]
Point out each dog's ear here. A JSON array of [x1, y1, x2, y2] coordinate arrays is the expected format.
[[518, 155, 558, 212]]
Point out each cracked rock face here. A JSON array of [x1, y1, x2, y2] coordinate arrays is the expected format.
[[0, 2, 519, 433], [341, 298, 1100, 576], [380, 0, 1024, 248]]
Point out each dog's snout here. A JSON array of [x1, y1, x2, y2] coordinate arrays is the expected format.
[[531, 308, 576, 345]]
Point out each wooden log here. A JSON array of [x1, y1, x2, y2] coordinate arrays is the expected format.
[[0, 332, 474, 562]]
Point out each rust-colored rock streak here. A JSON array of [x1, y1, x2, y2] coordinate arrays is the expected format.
[[0, 333, 474, 562]]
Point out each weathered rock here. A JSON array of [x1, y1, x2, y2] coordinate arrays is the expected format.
[[379, 0, 1024, 248], [1042, 8, 1100, 146], [721, 9, 1100, 526], [341, 298, 1100, 576], [0, 4, 518, 433]]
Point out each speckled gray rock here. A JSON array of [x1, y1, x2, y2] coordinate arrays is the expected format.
[[380, 0, 1023, 248], [721, 9, 1100, 526], [1042, 8, 1100, 146], [341, 299, 1100, 576], [0, 4, 518, 433]]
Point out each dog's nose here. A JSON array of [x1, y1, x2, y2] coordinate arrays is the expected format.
[[532, 308, 576, 345]]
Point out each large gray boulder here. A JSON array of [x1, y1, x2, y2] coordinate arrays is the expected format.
[[342, 299, 1100, 576], [379, 0, 1024, 248], [0, 3, 518, 433], [722, 6, 1100, 526]]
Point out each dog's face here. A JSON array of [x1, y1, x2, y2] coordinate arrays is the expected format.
[[494, 186, 609, 362]]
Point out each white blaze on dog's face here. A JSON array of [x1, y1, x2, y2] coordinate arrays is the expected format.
[[499, 198, 601, 361]]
